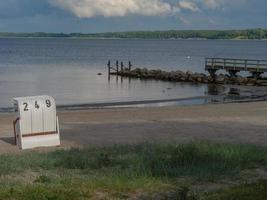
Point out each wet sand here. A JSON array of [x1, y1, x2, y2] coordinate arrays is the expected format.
[[1, 101, 267, 154]]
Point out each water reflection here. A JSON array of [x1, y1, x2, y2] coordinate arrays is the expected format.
[[205, 83, 267, 103], [206, 84, 246, 98], [206, 84, 227, 96], [107, 74, 267, 107], [228, 88, 240, 96]]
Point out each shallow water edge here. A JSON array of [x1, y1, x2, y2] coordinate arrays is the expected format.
[[2, 84, 267, 113]]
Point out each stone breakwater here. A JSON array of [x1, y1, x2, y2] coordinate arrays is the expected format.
[[110, 68, 267, 87]]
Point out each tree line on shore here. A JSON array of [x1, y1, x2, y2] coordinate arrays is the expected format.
[[0, 29, 267, 40]]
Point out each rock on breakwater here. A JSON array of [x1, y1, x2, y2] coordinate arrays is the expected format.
[[111, 68, 267, 87]]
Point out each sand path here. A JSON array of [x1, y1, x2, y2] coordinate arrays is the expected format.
[[1, 102, 267, 154]]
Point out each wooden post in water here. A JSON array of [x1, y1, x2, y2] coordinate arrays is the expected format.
[[121, 61, 124, 72], [107, 60, 111, 81], [107, 60, 111, 74], [128, 61, 132, 84], [128, 61, 132, 71], [116, 60, 119, 75]]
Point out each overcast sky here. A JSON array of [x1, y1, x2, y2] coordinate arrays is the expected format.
[[0, 0, 266, 33]]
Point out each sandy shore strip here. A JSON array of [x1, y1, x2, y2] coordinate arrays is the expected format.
[[0, 101, 267, 154]]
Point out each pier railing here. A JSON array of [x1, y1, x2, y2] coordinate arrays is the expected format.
[[205, 58, 267, 73]]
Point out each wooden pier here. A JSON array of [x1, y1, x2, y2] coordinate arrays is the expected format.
[[107, 58, 267, 86], [205, 58, 267, 78]]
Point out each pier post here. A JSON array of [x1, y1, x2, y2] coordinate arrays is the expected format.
[[107, 60, 111, 81], [121, 61, 124, 72], [128, 61, 132, 71], [107, 60, 111, 75], [116, 60, 119, 75]]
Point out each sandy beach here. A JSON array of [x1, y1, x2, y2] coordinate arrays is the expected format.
[[1, 101, 267, 154]]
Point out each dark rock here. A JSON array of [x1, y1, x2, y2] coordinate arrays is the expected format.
[[215, 75, 226, 84], [168, 71, 177, 81], [247, 78, 257, 84], [180, 77, 186, 81], [246, 83, 256, 86], [256, 80, 267, 86], [186, 70, 193, 76], [235, 76, 248, 85], [208, 76, 214, 83]]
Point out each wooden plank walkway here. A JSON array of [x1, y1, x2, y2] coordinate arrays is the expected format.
[[205, 58, 267, 78]]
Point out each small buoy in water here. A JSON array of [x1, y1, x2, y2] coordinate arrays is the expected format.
[[97, 73, 103, 76], [186, 56, 191, 59]]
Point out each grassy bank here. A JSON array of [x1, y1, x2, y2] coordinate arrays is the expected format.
[[0, 142, 267, 199]]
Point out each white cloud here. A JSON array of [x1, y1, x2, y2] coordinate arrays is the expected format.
[[201, 0, 247, 10], [48, 0, 249, 22], [49, 0, 180, 18], [203, 0, 219, 9], [179, 1, 200, 12]]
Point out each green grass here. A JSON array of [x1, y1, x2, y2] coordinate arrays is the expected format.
[[1, 142, 267, 178], [0, 142, 267, 199]]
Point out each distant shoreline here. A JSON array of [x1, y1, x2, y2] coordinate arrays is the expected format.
[[0, 28, 266, 40], [0, 36, 266, 42]]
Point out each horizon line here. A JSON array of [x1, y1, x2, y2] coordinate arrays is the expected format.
[[0, 28, 267, 35]]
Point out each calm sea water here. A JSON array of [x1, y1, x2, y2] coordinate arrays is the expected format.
[[0, 38, 267, 110]]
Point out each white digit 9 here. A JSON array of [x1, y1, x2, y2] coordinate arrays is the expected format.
[[46, 100, 51, 108], [35, 101, 40, 109]]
